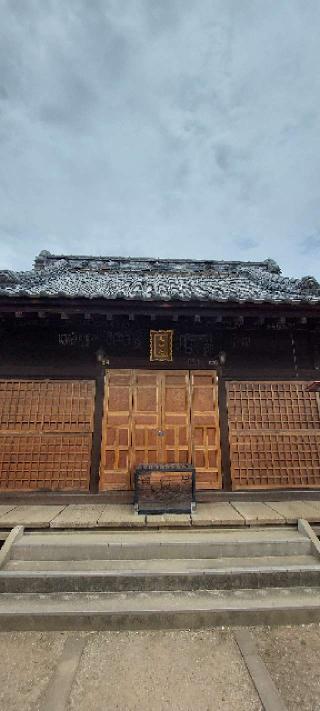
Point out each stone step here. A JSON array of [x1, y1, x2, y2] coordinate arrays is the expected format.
[[1, 587, 320, 630], [1, 554, 320, 593], [5, 553, 318, 572], [11, 528, 311, 561]]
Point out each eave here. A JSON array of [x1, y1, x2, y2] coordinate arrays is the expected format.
[[0, 295, 319, 322]]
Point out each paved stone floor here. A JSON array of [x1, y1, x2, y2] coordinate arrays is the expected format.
[[1, 500, 320, 529], [1, 625, 320, 710]]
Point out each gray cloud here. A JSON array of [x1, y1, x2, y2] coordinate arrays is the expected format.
[[0, 0, 320, 278], [234, 237, 259, 251], [300, 234, 320, 255]]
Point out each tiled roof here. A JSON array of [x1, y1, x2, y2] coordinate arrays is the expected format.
[[0, 251, 319, 305]]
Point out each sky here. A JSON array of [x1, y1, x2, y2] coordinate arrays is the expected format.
[[0, 1, 320, 279]]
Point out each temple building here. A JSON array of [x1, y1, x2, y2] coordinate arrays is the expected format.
[[0, 250, 319, 499]]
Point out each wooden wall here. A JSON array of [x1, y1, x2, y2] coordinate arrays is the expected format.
[[0, 313, 319, 378], [0, 310, 319, 495]]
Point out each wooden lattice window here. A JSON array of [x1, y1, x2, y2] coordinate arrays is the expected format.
[[0, 380, 95, 491], [227, 381, 320, 489]]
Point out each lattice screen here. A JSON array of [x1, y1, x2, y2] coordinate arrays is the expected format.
[[227, 381, 320, 489], [0, 380, 95, 491]]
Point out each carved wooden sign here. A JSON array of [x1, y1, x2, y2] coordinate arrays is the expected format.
[[150, 330, 173, 362]]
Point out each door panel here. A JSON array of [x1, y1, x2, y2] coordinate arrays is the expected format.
[[131, 371, 161, 469], [161, 371, 191, 465], [100, 371, 133, 491], [190, 371, 222, 489]]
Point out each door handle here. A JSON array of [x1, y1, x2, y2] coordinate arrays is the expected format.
[[157, 430, 165, 436]]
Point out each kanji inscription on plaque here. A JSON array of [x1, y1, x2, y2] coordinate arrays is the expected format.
[[150, 330, 173, 362]]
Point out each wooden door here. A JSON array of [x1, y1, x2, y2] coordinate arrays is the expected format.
[[100, 370, 162, 491], [161, 371, 191, 465], [100, 370, 133, 491], [131, 370, 191, 469], [131, 371, 161, 468], [0, 379, 95, 491], [190, 371, 222, 489], [100, 369, 222, 491], [227, 381, 320, 489]]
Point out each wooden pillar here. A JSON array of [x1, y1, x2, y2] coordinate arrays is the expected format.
[[90, 370, 105, 494], [218, 375, 232, 491]]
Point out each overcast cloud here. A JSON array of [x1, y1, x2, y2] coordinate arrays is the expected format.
[[0, 0, 320, 278]]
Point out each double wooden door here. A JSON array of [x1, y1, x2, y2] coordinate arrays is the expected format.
[[100, 369, 221, 491]]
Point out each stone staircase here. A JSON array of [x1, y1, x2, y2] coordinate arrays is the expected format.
[[0, 525, 320, 629]]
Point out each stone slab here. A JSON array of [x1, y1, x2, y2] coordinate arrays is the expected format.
[[39, 635, 86, 711], [298, 519, 320, 557], [0, 506, 18, 521], [146, 514, 191, 527], [0, 526, 24, 569], [235, 629, 287, 711], [50, 506, 106, 529], [98, 506, 145, 528], [0, 506, 65, 528], [191, 503, 245, 526], [299, 500, 320, 521], [266, 501, 320, 524], [231, 502, 286, 525]]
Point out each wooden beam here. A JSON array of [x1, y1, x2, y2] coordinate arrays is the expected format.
[[1, 297, 320, 322], [218, 376, 232, 491], [90, 371, 105, 494]]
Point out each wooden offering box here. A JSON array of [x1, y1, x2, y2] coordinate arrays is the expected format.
[[134, 464, 195, 514]]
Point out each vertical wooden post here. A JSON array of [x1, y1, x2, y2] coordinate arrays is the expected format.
[[218, 375, 232, 491], [90, 370, 105, 494]]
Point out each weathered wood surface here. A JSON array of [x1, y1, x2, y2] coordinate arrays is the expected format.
[[0, 310, 319, 496], [228, 381, 320, 490], [100, 369, 222, 493], [0, 379, 95, 492], [190, 371, 221, 489], [100, 370, 133, 491]]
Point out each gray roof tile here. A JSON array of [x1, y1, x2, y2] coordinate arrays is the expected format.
[[0, 252, 319, 305]]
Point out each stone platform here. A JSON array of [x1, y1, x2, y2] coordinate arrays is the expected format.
[[1, 500, 320, 530]]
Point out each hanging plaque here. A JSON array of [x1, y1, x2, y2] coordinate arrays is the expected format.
[[150, 329, 173, 362]]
